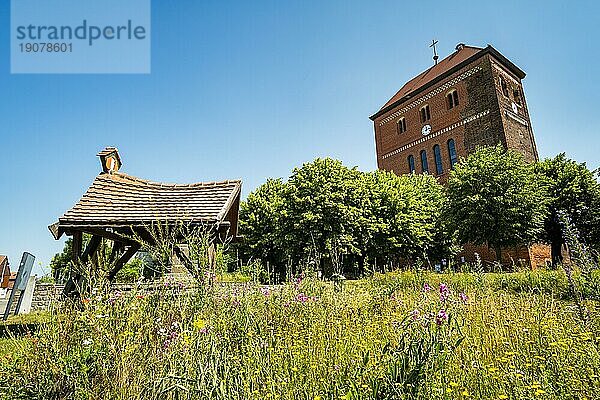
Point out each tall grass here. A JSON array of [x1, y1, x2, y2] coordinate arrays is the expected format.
[[1, 271, 600, 399]]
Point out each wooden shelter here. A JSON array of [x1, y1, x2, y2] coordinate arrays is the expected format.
[[49, 147, 241, 292]]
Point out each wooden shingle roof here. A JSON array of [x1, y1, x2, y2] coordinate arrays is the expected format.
[[51, 171, 241, 238]]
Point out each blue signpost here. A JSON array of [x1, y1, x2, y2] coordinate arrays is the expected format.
[[2, 252, 35, 320]]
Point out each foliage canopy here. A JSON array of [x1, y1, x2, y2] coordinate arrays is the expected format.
[[239, 158, 453, 279], [446, 145, 548, 262], [535, 153, 600, 264]]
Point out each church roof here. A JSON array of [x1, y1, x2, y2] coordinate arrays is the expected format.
[[49, 149, 242, 240], [370, 44, 526, 120]]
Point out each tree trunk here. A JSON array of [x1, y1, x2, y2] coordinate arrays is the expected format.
[[551, 240, 564, 268], [494, 245, 502, 265]]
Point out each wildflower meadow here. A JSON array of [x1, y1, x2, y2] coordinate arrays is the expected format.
[[2, 270, 600, 399]]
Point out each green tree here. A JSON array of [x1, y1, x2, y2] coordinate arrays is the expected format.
[[446, 145, 548, 263], [238, 158, 456, 279], [238, 178, 288, 279], [366, 171, 455, 268], [535, 153, 600, 265], [49, 238, 74, 284], [282, 158, 368, 276]]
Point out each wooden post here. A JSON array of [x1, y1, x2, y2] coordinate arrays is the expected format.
[[63, 231, 84, 297], [109, 241, 124, 263], [81, 235, 102, 262], [107, 244, 140, 281], [72, 231, 83, 264]]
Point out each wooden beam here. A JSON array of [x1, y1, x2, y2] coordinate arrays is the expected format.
[[107, 243, 140, 281], [71, 231, 83, 264], [81, 235, 102, 262], [173, 244, 193, 269], [174, 244, 206, 280], [109, 240, 124, 263], [80, 227, 136, 246], [130, 227, 157, 246]]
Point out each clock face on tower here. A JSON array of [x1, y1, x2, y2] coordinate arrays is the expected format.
[[421, 124, 432, 136]]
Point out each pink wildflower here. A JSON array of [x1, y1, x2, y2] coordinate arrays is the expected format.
[[296, 293, 309, 303], [439, 283, 450, 302], [435, 309, 448, 325], [411, 309, 420, 321]]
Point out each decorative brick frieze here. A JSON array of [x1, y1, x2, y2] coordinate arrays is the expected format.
[[382, 109, 490, 159]]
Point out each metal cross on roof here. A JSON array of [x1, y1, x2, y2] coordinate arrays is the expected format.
[[430, 39, 439, 65]]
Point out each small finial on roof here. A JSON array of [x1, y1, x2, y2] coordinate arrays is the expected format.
[[97, 147, 122, 174]]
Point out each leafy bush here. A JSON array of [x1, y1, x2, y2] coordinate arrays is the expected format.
[[114, 258, 143, 283]]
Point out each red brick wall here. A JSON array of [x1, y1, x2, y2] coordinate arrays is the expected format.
[[373, 53, 538, 180], [373, 56, 502, 181], [458, 243, 551, 268], [372, 51, 545, 268], [489, 57, 539, 162]]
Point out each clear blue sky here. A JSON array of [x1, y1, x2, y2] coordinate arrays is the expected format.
[[1, 0, 599, 276]]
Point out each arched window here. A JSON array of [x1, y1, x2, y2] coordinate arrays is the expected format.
[[513, 87, 522, 105], [447, 89, 459, 109], [397, 117, 407, 134], [447, 139, 458, 168], [407, 155, 415, 173], [420, 150, 429, 173], [433, 145, 443, 174], [419, 105, 431, 123], [499, 76, 509, 97]]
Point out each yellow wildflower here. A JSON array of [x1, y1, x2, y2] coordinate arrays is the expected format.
[[192, 318, 206, 331]]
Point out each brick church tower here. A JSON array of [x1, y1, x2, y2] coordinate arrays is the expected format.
[[370, 43, 549, 267], [370, 43, 538, 182]]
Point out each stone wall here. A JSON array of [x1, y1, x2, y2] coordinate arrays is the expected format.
[[30, 283, 65, 311], [29, 279, 201, 312]]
